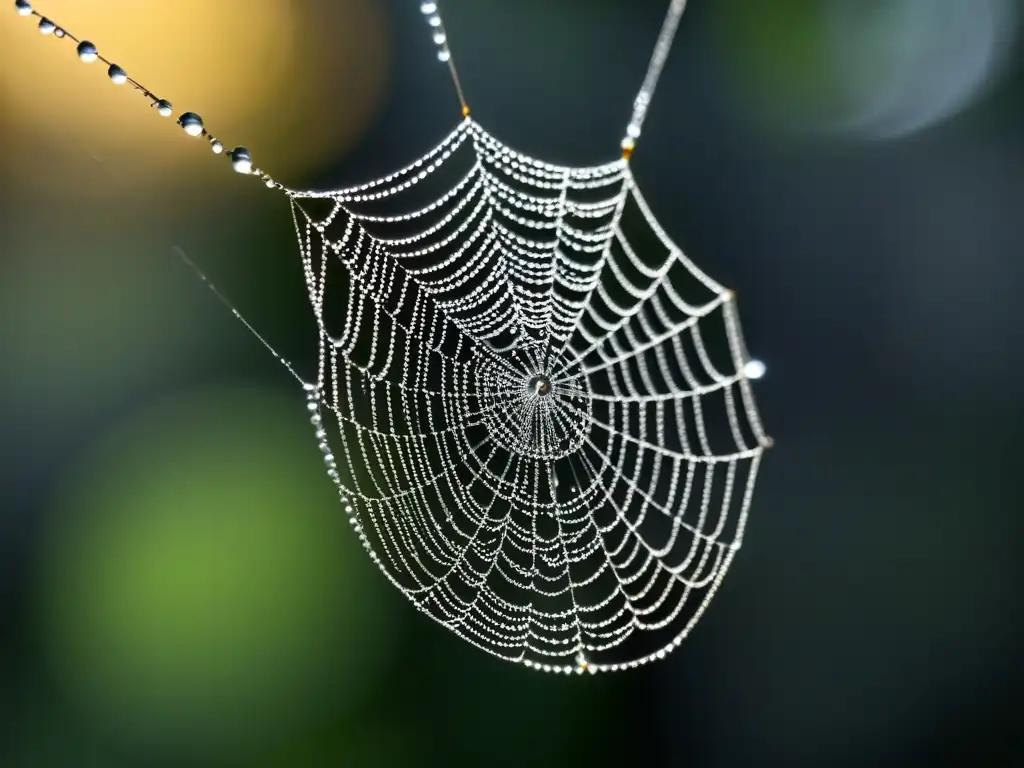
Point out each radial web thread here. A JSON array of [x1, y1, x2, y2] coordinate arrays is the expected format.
[[289, 118, 769, 674]]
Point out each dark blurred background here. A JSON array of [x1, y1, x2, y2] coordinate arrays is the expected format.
[[1, 1, 1022, 765]]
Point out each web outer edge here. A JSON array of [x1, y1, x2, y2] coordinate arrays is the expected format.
[[294, 120, 770, 675]]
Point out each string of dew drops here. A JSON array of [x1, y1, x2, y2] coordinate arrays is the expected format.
[[13, 0, 282, 189], [12, 0, 473, 185]]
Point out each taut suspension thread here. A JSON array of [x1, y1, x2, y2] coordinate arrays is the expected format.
[[621, 0, 689, 159], [418, 2, 471, 118]]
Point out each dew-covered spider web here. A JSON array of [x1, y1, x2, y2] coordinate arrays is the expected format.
[[288, 117, 770, 674], [12, 0, 770, 674]]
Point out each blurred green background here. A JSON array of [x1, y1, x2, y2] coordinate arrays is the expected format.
[[1, 1, 1022, 765]]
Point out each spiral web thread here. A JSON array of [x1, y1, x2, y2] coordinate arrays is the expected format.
[[288, 118, 770, 674]]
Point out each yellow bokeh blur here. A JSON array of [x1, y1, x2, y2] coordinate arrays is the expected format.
[[0, 0, 388, 190]]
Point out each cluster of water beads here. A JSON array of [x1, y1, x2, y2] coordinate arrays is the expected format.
[[418, 1, 470, 117], [13, 0, 276, 186], [419, 3, 450, 62], [304, 384, 375, 564]]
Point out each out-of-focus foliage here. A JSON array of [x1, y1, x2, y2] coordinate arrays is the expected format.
[[38, 386, 397, 761]]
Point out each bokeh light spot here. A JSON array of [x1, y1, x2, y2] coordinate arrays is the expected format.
[[715, 0, 1016, 140], [37, 384, 395, 759]]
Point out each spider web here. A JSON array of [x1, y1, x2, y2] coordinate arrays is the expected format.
[[288, 118, 769, 674], [8, 0, 765, 675]]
